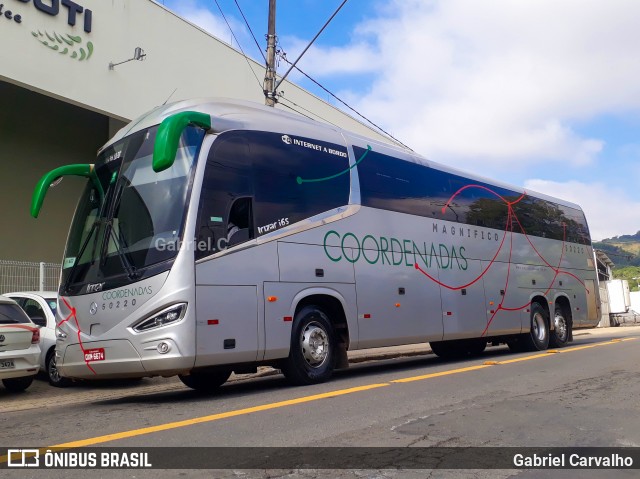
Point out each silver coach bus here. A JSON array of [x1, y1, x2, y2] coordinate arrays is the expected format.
[[32, 99, 600, 391]]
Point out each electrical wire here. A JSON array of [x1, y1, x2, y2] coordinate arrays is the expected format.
[[279, 52, 412, 151], [278, 101, 317, 121], [213, 0, 264, 92], [279, 96, 343, 129], [234, 0, 267, 63]]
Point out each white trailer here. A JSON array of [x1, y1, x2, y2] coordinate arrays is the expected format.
[[606, 279, 631, 314]]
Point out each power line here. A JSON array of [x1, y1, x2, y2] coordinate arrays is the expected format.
[[234, 0, 267, 63], [212, 0, 264, 92], [278, 101, 316, 121], [278, 53, 412, 151], [279, 96, 342, 129]]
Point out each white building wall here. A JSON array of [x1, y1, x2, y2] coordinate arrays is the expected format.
[[0, 0, 390, 141], [0, 0, 395, 263]]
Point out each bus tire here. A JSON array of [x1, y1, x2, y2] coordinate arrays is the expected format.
[[430, 340, 463, 359], [179, 370, 231, 393], [281, 306, 336, 385], [466, 339, 487, 356], [431, 339, 486, 358], [549, 306, 570, 348], [522, 302, 550, 351]]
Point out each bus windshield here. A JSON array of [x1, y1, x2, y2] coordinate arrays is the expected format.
[[60, 125, 205, 294]]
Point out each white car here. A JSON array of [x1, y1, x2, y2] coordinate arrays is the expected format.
[[4, 291, 70, 387], [0, 296, 41, 392]]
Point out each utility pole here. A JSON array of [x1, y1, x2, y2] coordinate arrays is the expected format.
[[264, 0, 277, 106]]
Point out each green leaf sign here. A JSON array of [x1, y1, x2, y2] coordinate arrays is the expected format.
[[31, 30, 94, 61]]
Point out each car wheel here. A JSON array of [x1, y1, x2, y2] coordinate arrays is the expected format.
[[2, 375, 35, 392], [47, 351, 72, 388], [179, 370, 232, 393], [549, 306, 570, 348], [281, 306, 336, 385]]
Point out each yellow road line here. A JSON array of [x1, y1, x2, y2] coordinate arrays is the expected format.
[[0, 383, 388, 462], [390, 364, 491, 383]]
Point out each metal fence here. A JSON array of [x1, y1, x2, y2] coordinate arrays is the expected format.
[[0, 260, 61, 294]]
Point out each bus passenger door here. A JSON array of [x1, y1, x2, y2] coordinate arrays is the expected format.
[[194, 286, 258, 366], [439, 259, 489, 339]]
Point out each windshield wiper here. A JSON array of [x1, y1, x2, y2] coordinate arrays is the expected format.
[[104, 221, 140, 281], [62, 218, 103, 294], [101, 177, 140, 281], [63, 173, 117, 294]]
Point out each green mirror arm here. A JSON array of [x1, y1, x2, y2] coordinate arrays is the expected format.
[[31, 164, 103, 218], [153, 111, 211, 173]]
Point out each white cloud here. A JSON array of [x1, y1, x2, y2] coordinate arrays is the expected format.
[[524, 179, 640, 241], [165, 0, 247, 48], [290, 0, 640, 172]]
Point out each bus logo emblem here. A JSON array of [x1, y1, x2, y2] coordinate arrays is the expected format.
[[281, 134, 292, 145], [86, 282, 104, 293], [89, 302, 98, 315]]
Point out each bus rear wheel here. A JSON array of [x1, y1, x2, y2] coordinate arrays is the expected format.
[[549, 306, 570, 348], [521, 302, 550, 351], [281, 306, 336, 385], [179, 370, 231, 393]]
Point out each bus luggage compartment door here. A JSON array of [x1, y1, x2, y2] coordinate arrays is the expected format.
[[194, 285, 258, 366]]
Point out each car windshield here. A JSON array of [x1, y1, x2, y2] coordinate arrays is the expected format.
[[60, 125, 205, 294], [0, 303, 31, 324]]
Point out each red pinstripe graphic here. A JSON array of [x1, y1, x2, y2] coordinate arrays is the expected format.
[[59, 297, 96, 374], [0, 324, 38, 332], [415, 184, 591, 337]]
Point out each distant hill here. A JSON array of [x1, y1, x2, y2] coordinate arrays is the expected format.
[[594, 231, 640, 267]]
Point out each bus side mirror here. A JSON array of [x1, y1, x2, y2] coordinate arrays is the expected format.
[[153, 111, 211, 173], [31, 164, 103, 218]]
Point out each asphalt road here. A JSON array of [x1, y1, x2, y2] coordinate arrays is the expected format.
[[1, 326, 640, 478]]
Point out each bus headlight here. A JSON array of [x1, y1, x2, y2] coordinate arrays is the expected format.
[[133, 303, 187, 332]]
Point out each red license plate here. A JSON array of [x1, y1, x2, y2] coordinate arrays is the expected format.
[[84, 348, 105, 362]]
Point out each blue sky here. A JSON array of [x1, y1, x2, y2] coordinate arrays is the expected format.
[[162, 0, 640, 241]]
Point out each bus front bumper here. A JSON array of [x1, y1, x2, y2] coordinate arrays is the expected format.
[[58, 339, 195, 379]]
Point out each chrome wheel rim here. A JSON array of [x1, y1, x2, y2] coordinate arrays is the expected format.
[[300, 322, 329, 368], [554, 311, 568, 343], [49, 357, 61, 383], [532, 312, 547, 342]]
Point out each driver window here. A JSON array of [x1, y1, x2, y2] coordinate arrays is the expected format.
[[196, 133, 253, 259], [226, 197, 254, 246]]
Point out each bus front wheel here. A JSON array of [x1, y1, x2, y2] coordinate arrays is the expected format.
[[179, 370, 231, 393], [281, 306, 336, 385]]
